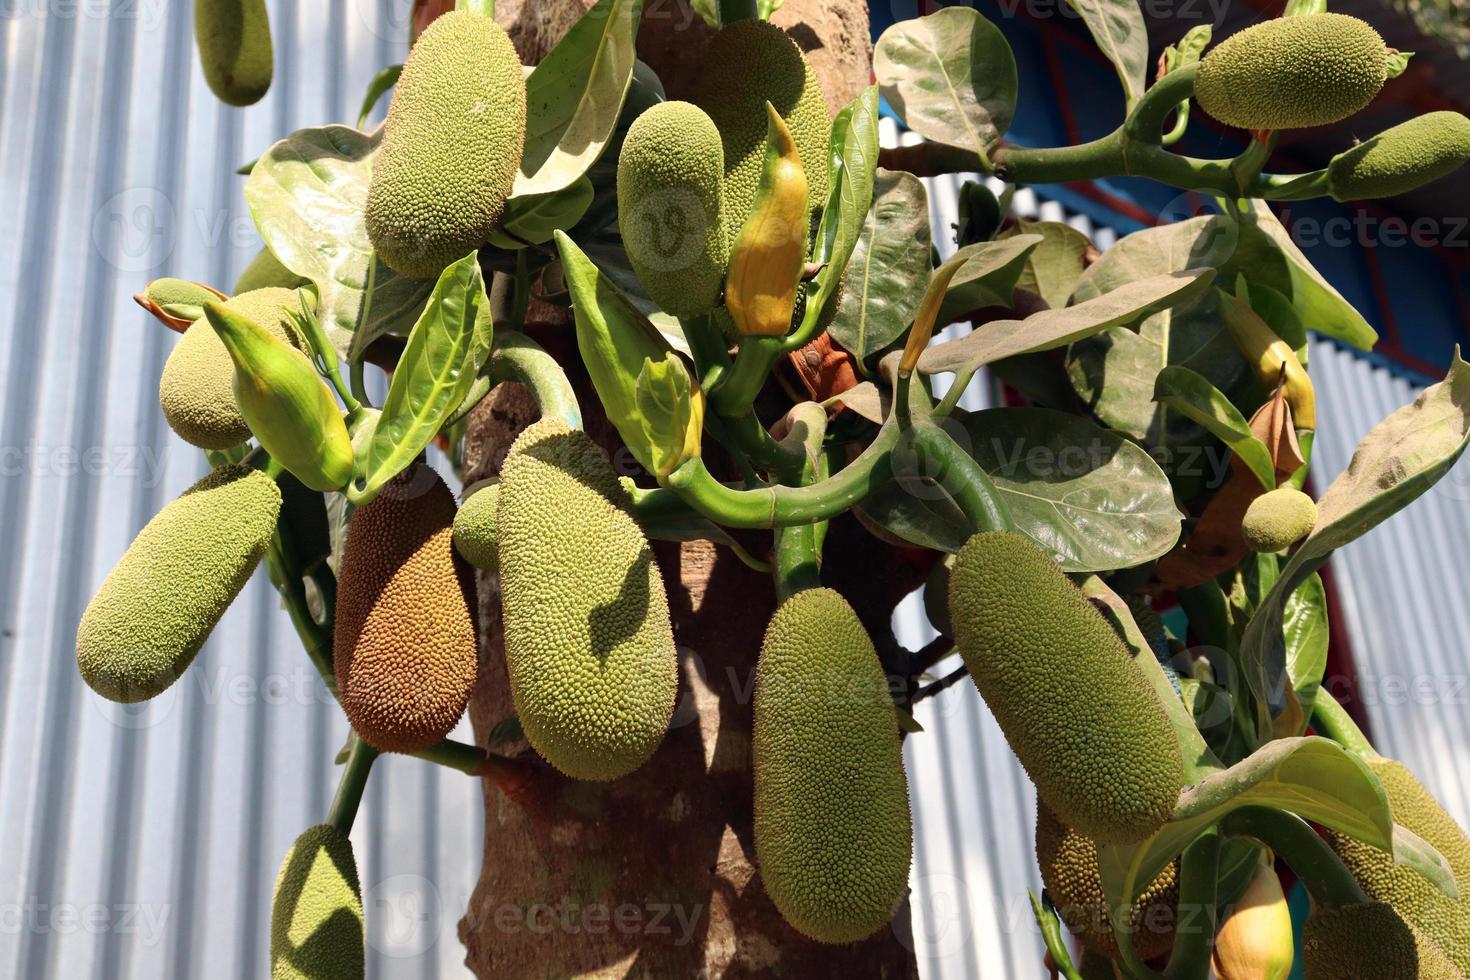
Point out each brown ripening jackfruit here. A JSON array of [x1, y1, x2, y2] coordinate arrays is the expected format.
[[270, 824, 364, 980], [194, 0, 273, 106], [159, 287, 302, 450], [1324, 759, 1470, 972], [1302, 901, 1463, 979], [496, 418, 677, 781], [76, 464, 281, 702], [948, 532, 1186, 843], [754, 588, 913, 944], [1036, 802, 1180, 961], [333, 464, 478, 753], [365, 12, 527, 279]]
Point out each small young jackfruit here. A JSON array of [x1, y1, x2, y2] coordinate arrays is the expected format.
[[452, 481, 499, 571], [1325, 759, 1470, 972], [334, 464, 478, 753], [1241, 487, 1318, 553], [159, 287, 301, 450], [76, 464, 281, 703], [194, 0, 273, 106], [617, 102, 728, 317], [1195, 14, 1389, 131], [496, 418, 678, 781], [270, 824, 364, 980], [1301, 901, 1462, 979], [235, 247, 309, 295], [1035, 802, 1179, 961], [1329, 112, 1470, 201], [365, 11, 527, 278], [754, 588, 912, 944], [694, 19, 830, 250], [948, 532, 1186, 843]]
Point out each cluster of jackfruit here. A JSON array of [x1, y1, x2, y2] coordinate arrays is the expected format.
[[270, 824, 364, 979], [1329, 112, 1470, 201], [496, 418, 678, 781], [365, 11, 528, 279], [194, 0, 273, 106], [1302, 900, 1462, 979], [334, 464, 479, 753], [76, 464, 281, 702], [753, 588, 912, 944], [948, 531, 1186, 843], [1241, 487, 1318, 553]]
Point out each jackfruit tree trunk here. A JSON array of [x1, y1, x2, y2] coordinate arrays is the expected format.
[[452, 8, 922, 975]]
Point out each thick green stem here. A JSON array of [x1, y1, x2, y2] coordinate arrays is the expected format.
[[1219, 807, 1369, 909], [681, 313, 733, 392], [1311, 688, 1378, 759], [721, 409, 805, 475], [450, 330, 582, 429], [904, 423, 1013, 534], [327, 736, 378, 834], [711, 335, 785, 419], [1164, 830, 1222, 980], [412, 737, 491, 774]]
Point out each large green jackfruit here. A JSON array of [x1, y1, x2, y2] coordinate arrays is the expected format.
[[1036, 802, 1179, 960], [753, 588, 912, 944], [1329, 112, 1470, 201], [617, 101, 728, 317], [1302, 901, 1462, 979], [694, 19, 830, 251], [270, 824, 364, 980], [1241, 487, 1318, 553], [365, 11, 527, 278], [235, 247, 309, 295], [76, 464, 281, 702], [1195, 14, 1389, 131], [1325, 759, 1470, 972], [948, 532, 1186, 843], [496, 418, 677, 781], [194, 0, 273, 106], [334, 464, 478, 753], [159, 287, 301, 450]]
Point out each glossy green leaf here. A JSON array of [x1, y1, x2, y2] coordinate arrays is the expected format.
[[1282, 573, 1329, 736], [1153, 365, 1276, 489], [514, 0, 643, 197], [1393, 824, 1461, 899], [350, 253, 494, 503], [490, 175, 595, 248], [355, 64, 401, 128], [934, 234, 1041, 326], [1065, 0, 1148, 107], [243, 124, 432, 359], [998, 219, 1092, 309], [873, 7, 1017, 168]]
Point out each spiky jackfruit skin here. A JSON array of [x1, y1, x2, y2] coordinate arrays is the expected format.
[[1036, 803, 1179, 960], [948, 532, 1186, 843], [753, 588, 913, 944], [694, 20, 830, 252], [496, 418, 678, 781], [1195, 14, 1389, 131], [270, 824, 364, 980], [159, 287, 301, 449], [194, 0, 273, 106], [334, 464, 478, 753], [1329, 112, 1470, 201], [76, 465, 281, 703], [1302, 901, 1463, 979], [1241, 487, 1318, 553], [452, 481, 499, 571], [1325, 760, 1470, 972], [365, 12, 526, 279], [617, 102, 728, 317], [235, 247, 309, 294]]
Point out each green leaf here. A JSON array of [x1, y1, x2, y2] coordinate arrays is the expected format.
[[690, 0, 719, 28], [1282, 573, 1329, 736], [873, 7, 1017, 169], [1153, 365, 1276, 490], [828, 169, 933, 366], [934, 234, 1042, 326], [243, 125, 433, 358], [1386, 51, 1414, 79], [997, 219, 1092, 309], [350, 253, 495, 503], [1393, 824, 1461, 900], [514, 0, 643, 197], [1240, 354, 1470, 721], [801, 86, 880, 335], [490, 176, 596, 248], [355, 64, 402, 128], [1064, 0, 1148, 108]]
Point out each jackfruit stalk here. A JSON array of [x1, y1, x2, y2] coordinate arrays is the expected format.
[[270, 824, 364, 980], [194, 0, 273, 106], [1301, 900, 1462, 979], [1328, 112, 1470, 201], [724, 104, 809, 338]]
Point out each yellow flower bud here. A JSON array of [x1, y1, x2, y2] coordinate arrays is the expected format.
[[1212, 859, 1295, 980]]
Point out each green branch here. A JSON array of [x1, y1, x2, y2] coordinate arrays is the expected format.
[[1219, 806, 1369, 909], [1164, 830, 1221, 980], [327, 736, 378, 834]]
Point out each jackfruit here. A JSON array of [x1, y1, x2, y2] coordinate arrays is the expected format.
[[159, 287, 301, 450], [194, 0, 273, 106], [334, 464, 478, 753], [452, 480, 499, 571], [496, 418, 677, 781], [365, 11, 527, 278], [235, 247, 309, 294], [1329, 112, 1470, 201], [1241, 487, 1317, 553], [617, 101, 728, 317], [1195, 14, 1389, 131], [753, 588, 912, 944], [1324, 759, 1470, 972], [270, 824, 364, 980], [694, 19, 830, 251], [1035, 802, 1179, 961], [948, 531, 1186, 843], [76, 464, 281, 703], [1301, 900, 1462, 979]]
